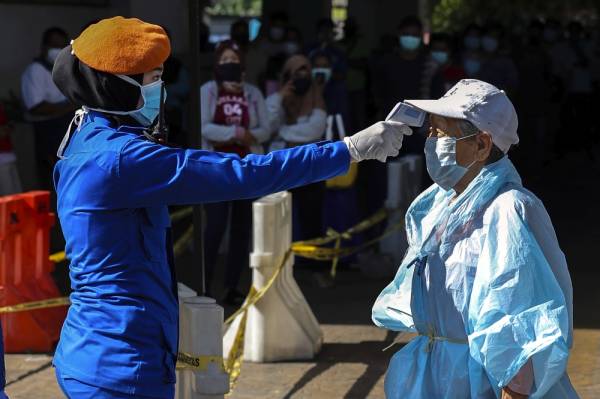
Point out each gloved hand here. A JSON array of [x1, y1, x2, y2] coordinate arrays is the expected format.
[[343, 121, 413, 163]]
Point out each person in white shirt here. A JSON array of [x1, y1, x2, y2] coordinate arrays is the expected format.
[[266, 54, 328, 263], [21, 27, 74, 189]]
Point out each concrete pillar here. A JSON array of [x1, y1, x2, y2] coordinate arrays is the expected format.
[[223, 191, 322, 362]]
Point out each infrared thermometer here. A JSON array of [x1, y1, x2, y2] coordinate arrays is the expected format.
[[385, 102, 426, 127]]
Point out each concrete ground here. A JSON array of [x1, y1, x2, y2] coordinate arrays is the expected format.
[[5, 147, 600, 398]]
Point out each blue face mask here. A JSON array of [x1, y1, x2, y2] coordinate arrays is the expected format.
[[463, 58, 481, 76], [431, 51, 449, 64], [117, 75, 165, 126], [424, 134, 478, 191], [399, 35, 422, 51], [85, 74, 166, 127]]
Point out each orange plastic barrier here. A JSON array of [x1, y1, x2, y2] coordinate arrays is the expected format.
[[0, 191, 67, 352]]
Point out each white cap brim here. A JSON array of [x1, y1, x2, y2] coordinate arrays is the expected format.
[[405, 98, 466, 120]]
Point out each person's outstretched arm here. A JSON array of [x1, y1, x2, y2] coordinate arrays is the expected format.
[[112, 121, 411, 208]]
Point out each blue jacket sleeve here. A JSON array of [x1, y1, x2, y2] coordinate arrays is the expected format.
[[115, 138, 350, 208]]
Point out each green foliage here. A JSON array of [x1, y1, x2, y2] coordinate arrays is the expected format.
[[207, 0, 262, 17], [431, 0, 600, 33]]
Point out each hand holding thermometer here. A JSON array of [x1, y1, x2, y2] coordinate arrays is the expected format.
[[385, 102, 426, 127]]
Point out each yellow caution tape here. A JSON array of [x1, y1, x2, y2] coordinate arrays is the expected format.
[[222, 215, 403, 394], [173, 224, 194, 257], [224, 292, 250, 394], [223, 249, 292, 393], [176, 352, 225, 372], [49, 251, 66, 263], [291, 207, 399, 276], [170, 207, 193, 223], [224, 249, 291, 326], [0, 296, 70, 313]]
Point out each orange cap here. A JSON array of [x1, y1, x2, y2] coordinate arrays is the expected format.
[[71, 16, 171, 75]]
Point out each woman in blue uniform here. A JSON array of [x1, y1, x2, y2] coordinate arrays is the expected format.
[[50, 17, 410, 398]]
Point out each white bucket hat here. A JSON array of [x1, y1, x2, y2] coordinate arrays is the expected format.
[[405, 79, 519, 153]]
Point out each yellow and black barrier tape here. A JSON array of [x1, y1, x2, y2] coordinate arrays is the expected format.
[[223, 249, 292, 393], [49, 251, 66, 264], [0, 296, 70, 314], [176, 352, 225, 372], [292, 207, 399, 277]]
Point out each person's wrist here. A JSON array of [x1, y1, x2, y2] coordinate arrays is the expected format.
[[343, 136, 361, 163]]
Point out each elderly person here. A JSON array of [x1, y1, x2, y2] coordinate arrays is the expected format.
[[373, 79, 578, 399]]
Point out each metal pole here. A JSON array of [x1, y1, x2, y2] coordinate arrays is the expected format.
[[188, 0, 206, 296]]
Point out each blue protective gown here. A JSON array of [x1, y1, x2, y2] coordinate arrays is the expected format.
[[372, 157, 578, 399], [53, 112, 350, 397]]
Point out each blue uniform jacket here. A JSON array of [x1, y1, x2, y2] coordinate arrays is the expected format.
[[52, 112, 350, 397]]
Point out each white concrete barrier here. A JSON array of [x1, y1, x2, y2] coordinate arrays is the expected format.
[[176, 286, 229, 399], [223, 191, 322, 362], [176, 283, 197, 399]]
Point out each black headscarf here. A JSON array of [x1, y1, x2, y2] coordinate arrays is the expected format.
[[52, 45, 144, 127]]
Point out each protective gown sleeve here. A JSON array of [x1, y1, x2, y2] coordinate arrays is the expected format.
[[113, 137, 350, 208], [467, 192, 571, 398], [371, 246, 418, 332]]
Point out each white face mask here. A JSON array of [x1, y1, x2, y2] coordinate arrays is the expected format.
[[47, 47, 62, 64], [424, 134, 478, 191]]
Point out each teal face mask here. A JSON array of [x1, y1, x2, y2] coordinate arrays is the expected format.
[[424, 134, 478, 191], [431, 51, 449, 64], [85, 75, 166, 127], [399, 35, 422, 50], [117, 75, 165, 127]]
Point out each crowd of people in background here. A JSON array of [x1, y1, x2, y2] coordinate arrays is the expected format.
[[10, 12, 600, 303]]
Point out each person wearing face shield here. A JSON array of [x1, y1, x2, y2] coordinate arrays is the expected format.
[[373, 79, 578, 399], [21, 26, 75, 189], [50, 17, 410, 398]]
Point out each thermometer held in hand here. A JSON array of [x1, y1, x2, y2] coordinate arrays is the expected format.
[[386, 102, 426, 127]]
